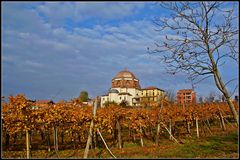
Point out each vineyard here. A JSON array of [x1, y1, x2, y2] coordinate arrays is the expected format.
[[1, 94, 239, 158]]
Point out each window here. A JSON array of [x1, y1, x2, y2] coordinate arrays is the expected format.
[[120, 97, 121, 100]]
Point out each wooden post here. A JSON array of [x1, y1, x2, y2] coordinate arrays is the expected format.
[[53, 126, 58, 152], [155, 122, 160, 145], [97, 129, 117, 158], [187, 121, 191, 134], [203, 120, 212, 135], [61, 131, 64, 145], [140, 126, 144, 147], [196, 118, 199, 138], [206, 118, 211, 127], [116, 119, 122, 149], [169, 119, 172, 140], [47, 131, 51, 152], [26, 130, 30, 159], [83, 99, 97, 158], [161, 122, 179, 144], [219, 112, 226, 131]]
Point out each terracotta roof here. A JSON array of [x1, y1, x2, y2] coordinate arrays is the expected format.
[[178, 89, 194, 92], [35, 100, 54, 104], [114, 69, 137, 79]]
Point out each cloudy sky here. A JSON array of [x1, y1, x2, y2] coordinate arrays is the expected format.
[[2, 2, 239, 102]]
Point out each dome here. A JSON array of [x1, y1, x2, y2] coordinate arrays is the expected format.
[[109, 89, 119, 94], [115, 70, 136, 79], [111, 69, 140, 89]]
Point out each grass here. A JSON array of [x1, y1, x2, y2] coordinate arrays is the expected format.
[[2, 128, 239, 158]]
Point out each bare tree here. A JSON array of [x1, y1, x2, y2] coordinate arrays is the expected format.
[[150, 2, 238, 124], [165, 89, 176, 102]]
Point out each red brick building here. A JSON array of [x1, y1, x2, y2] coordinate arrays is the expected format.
[[177, 89, 196, 104]]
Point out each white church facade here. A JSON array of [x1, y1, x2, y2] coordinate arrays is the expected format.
[[100, 69, 141, 107]]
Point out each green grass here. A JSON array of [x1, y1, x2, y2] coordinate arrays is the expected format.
[[2, 129, 238, 158]]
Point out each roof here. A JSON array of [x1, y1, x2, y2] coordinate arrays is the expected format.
[[118, 92, 132, 96], [114, 69, 137, 79], [35, 100, 54, 104], [109, 89, 119, 94], [178, 89, 194, 93], [142, 86, 165, 91]]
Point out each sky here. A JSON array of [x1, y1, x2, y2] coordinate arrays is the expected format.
[[2, 2, 239, 102]]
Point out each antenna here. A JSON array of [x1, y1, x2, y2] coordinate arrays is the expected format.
[[190, 77, 195, 91]]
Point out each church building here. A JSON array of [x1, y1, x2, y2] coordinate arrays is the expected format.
[[100, 69, 166, 107], [101, 69, 141, 107]]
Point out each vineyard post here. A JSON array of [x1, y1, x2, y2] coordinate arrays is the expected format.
[[218, 107, 226, 131], [203, 120, 212, 135], [206, 118, 211, 127], [61, 130, 64, 144], [97, 128, 117, 158], [169, 119, 172, 140], [155, 120, 160, 145], [196, 117, 199, 138], [224, 117, 234, 128], [161, 122, 179, 144], [187, 121, 191, 134], [53, 126, 59, 152], [116, 119, 122, 149], [83, 98, 97, 158], [47, 130, 51, 152], [26, 130, 30, 159], [140, 125, 144, 147], [93, 131, 97, 149]]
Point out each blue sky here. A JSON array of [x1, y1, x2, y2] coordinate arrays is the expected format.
[[2, 2, 239, 102]]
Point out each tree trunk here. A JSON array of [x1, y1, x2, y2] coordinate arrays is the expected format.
[[40, 130, 45, 141], [26, 130, 30, 159], [61, 131, 64, 145], [133, 133, 136, 142], [5, 133, 10, 149], [78, 134, 81, 143], [116, 119, 122, 149], [13, 133, 17, 143], [211, 61, 239, 125]]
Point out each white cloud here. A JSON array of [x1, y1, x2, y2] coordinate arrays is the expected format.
[[35, 2, 145, 26], [2, 2, 238, 101]]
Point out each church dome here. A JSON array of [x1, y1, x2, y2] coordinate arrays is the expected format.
[[109, 89, 119, 94], [115, 70, 136, 79], [111, 69, 140, 89]]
